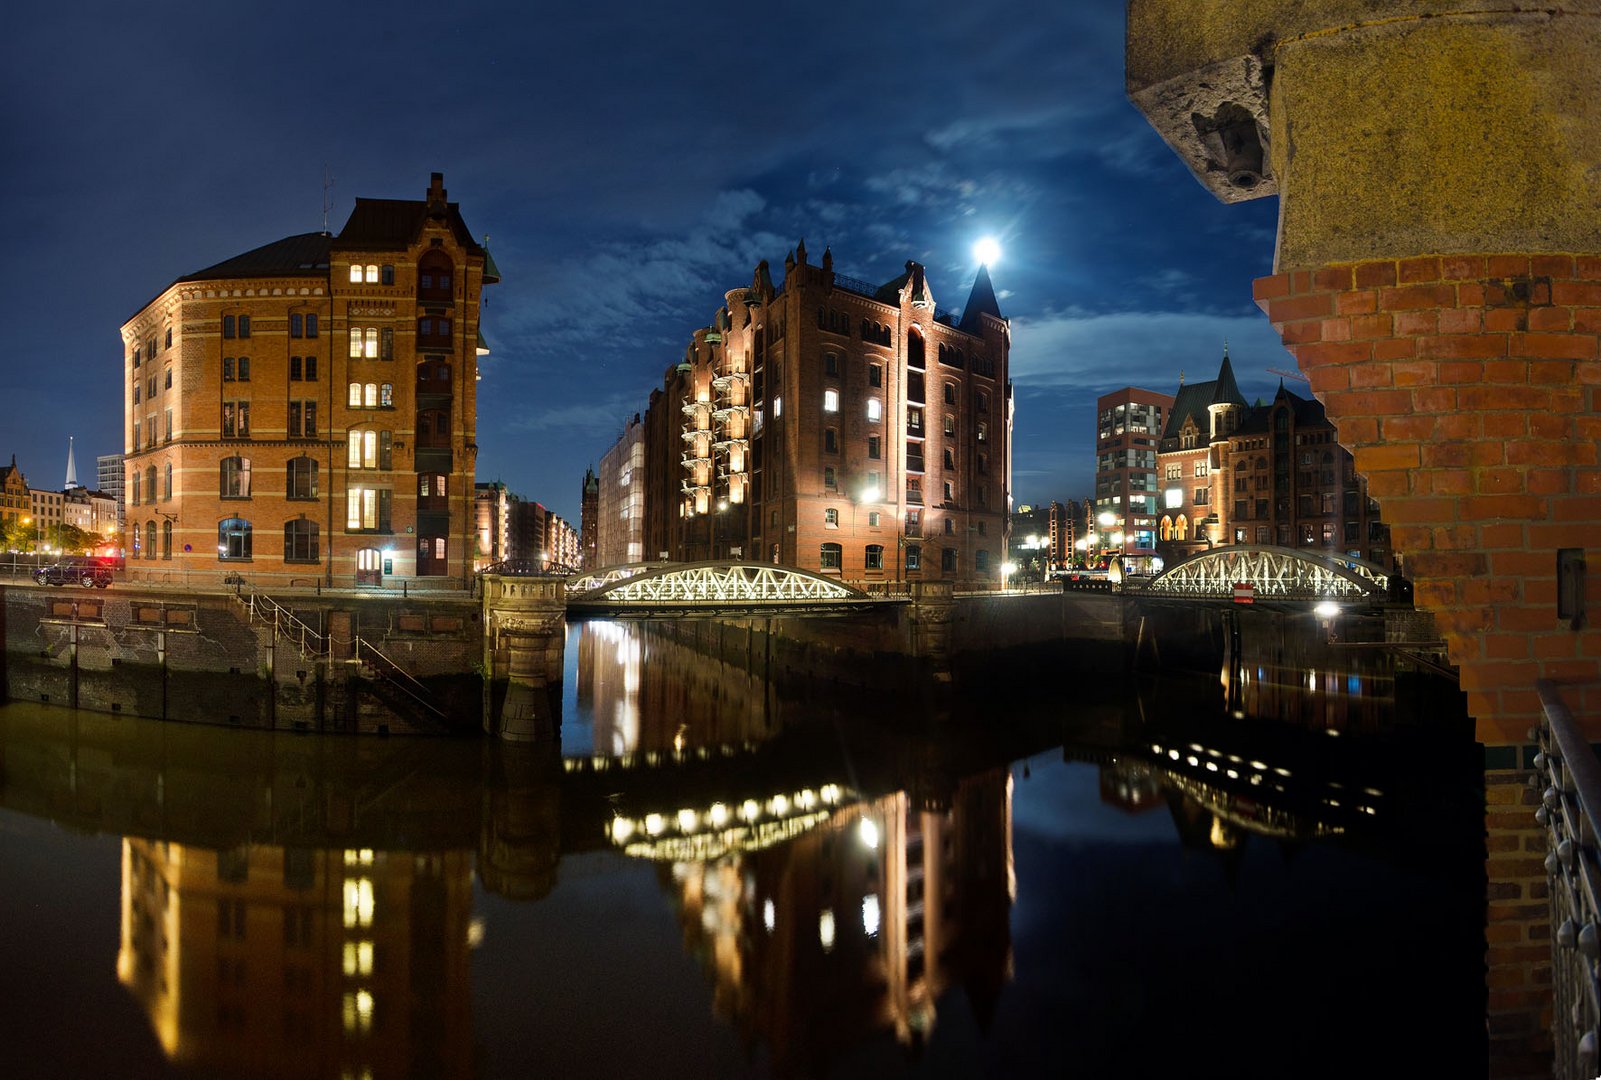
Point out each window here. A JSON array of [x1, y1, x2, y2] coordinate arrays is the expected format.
[[976, 420, 988, 442], [868, 436, 881, 460], [824, 353, 839, 376], [944, 517, 954, 535], [865, 544, 884, 570], [906, 509, 920, 530], [346, 488, 391, 532], [977, 520, 987, 536], [975, 550, 991, 573], [866, 398, 882, 422], [823, 466, 836, 488], [347, 430, 392, 470], [284, 519, 319, 563], [222, 401, 250, 438], [823, 389, 839, 413], [1194, 460, 1209, 478], [1322, 522, 1336, 545], [133, 383, 141, 404], [908, 407, 923, 433], [163, 463, 172, 500], [380, 265, 393, 285], [350, 327, 391, 360], [943, 481, 954, 503], [942, 548, 957, 572], [1160, 516, 1172, 541], [944, 448, 955, 470], [1165, 464, 1181, 480], [819, 542, 842, 570], [238, 316, 251, 338], [419, 474, 446, 498], [907, 371, 925, 403], [164, 328, 172, 350], [943, 415, 956, 437], [868, 364, 882, 388], [131, 471, 141, 504], [222, 357, 235, 381], [220, 455, 252, 498], [824, 507, 839, 528], [1194, 487, 1209, 505], [824, 428, 838, 453], [867, 511, 881, 527], [418, 317, 453, 343], [288, 401, 317, 437], [164, 367, 172, 390], [218, 517, 252, 560], [290, 313, 304, 337], [906, 544, 921, 570], [162, 520, 172, 560], [772, 396, 782, 418], [222, 316, 235, 339], [977, 451, 988, 475], [944, 383, 957, 405], [145, 521, 156, 559], [287, 456, 317, 500], [418, 252, 454, 299], [306, 314, 318, 338]]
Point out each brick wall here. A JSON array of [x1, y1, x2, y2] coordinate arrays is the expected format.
[[1255, 254, 1601, 746]]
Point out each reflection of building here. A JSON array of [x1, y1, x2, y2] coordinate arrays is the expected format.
[[118, 840, 474, 1079], [580, 466, 598, 569], [669, 771, 1015, 1075], [120, 172, 496, 586], [625, 244, 1011, 585], [1093, 387, 1172, 570]]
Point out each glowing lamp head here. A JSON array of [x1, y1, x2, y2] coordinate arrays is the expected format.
[[973, 236, 1002, 266]]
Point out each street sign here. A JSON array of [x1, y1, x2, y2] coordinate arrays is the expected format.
[[1233, 582, 1255, 604]]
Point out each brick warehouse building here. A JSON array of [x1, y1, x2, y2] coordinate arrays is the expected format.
[[604, 243, 1011, 584], [120, 174, 496, 588]]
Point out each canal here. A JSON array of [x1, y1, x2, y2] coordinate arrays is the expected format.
[[0, 614, 1486, 1078]]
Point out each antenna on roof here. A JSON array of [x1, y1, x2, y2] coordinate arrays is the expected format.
[[321, 165, 336, 234]]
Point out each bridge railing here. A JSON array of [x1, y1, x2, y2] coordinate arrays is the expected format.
[[1534, 679, 1601, 1080]]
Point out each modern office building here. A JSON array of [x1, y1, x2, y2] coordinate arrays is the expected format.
[[120, 173, 496, 587], [596, 414, 646, 567], [620, 243, 1011, 584], [1092, 387, 1173, 571]]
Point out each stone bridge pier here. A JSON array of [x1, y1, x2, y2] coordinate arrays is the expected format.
[[480, 575, 566, 742], [1128, 4, 1600, 1073]]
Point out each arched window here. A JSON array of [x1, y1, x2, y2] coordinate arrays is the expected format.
[[284, 519, 319, 563], [865, 544, 884, 570], [417, 251, 454, 302], [131, 471, 141, 505], [145, 521, 156, 559], [819, 542, 842, 570], [907, 329, 924, 370], [145, 465, 157, 500], [1160, 516, 1172, 541], [163, 463, 172, 500], [1174, 515, 1189, 541], [287, 456, 317, 500], [220, 456, 252, 498], [218, 518, 252, 560], [162, 521, 172, 560], [356, 546, 382, 585], [130, 521, 141, 557]]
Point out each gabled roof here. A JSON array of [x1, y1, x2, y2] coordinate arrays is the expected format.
[[1235, 385, 1331, 435], [1158, 351, 1248, 448], [337, 198, 486, 255], [958, 263, 1003, 332], [183, 232, 332, 281]]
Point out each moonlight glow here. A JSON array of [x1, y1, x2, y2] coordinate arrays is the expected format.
[[973, 236, 1002, 266]]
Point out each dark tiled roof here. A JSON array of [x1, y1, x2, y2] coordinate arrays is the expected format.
[[183, 233, 332, 281], [338, 198, 485, 255], [1235, 386, 1331, 435], [1211, 354, 1243, 406], [958, 264, 1003, 332], [1159, 380, 1219, 443]]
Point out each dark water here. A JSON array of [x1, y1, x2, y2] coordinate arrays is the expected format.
[[0, 617, 1486, 1078]]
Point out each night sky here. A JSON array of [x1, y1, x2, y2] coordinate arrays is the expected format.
[[8, 2, 1284, 522]]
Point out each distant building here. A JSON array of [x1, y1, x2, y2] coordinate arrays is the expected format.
[[1008, 500, 1079, 580], [580, 467, 598, 569], [0, 457, 28, 534], [120, 172, 496, 586], [97, 453, 125, 528], [1093, 387, 1173, 571], [596, 415, 645, 567], [629, 242, 1011, 584], [473, 481, 517, 569], [29, 487, 64, 544], [1153, 354, 1393, 569]]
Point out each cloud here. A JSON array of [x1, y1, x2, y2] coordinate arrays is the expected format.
[[1009, 309, 1292, 395]]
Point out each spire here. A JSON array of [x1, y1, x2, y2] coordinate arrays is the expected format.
[[1211, 349, 1245, 406], [821, 246, 833, 273], [64, 436, 78, 489], [958, 264, 1003, 332], [795, 237, 807, 265]]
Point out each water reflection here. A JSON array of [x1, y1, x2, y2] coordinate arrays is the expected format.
[[0, 616, 1481, 1077]]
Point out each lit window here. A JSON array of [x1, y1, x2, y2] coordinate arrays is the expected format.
[[819, 909, 836, 952], [346, 488, 383, 531], [364, 264, 378, 283], [867, 512, 880, 527], [823, 389, 839, 413], [349, 431, 377, 469], [862, 894, 881, 937], [865, 544, 883, 569], [824, 508, 839, 528], [349, 265, 362, 283], [342, 941, 374, 977], [772, 397, 782, 418], [866, 398, 882, 422], [364, 383, 377, 408], [820, 543, 842, 570]]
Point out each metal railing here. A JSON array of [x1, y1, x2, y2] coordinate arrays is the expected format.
[[1534, 679, 1601, 1080], [237, 591, 326, 660], [352, 636, 445, 720]]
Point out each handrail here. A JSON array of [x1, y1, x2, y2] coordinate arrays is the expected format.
[[1534, 679, 1601, 1080], [353, 636, 445, 718], [236, 590, 326, 660]]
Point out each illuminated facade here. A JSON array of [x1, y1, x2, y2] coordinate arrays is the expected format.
[[580, 466, 598, 569], [119, 173, 496, 587], [635, 243, 1012, 585], [118, 839, 474, 1078], [0, 456, 29, 533], [1154, 351, 1247, 559], [1092, 387, 1173, 569], [596, 414, 646, 567]]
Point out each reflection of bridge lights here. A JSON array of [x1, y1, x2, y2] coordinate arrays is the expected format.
[[677, 808, 699, 833], [1169, 749, 1180, 761], [796, 789, 817, 810], [740, 799, 760, 821], [859, 817, 880, 850], [862, 894, 881, 937], [709, 803, 729, 827], [763, 899, 775, 932], [1186, 755, 1199, 767], [821, 785, 841, 803], [819, 909, 836, 952], [467, 918, 486, 949], [645, 813, 665, 836], [770, 794, 790, 816]]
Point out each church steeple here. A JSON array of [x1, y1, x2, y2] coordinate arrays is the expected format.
[[64, 436, 79, 489]]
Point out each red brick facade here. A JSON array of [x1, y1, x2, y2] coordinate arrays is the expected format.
[[1256, 254, 1601, 746]]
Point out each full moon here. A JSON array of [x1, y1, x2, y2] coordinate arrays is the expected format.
[[973, 236, 1002, 266]]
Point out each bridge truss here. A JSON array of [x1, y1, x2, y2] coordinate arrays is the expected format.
[[567, 561, 873, 612], [1139, 545, 1390, 602]]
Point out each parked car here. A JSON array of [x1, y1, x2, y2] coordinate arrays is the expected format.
[[34, 560, 113, 588]]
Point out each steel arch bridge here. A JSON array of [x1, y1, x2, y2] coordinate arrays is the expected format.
[[566, 561, 879, 615], [1138, 545, 1390, 602]]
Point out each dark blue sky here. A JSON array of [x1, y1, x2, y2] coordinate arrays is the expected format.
[[7, 1, 1284, 521]]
